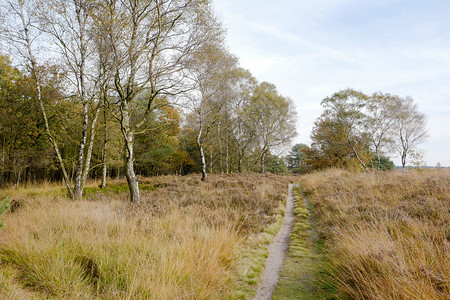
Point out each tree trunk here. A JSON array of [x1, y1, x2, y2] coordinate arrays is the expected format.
[[101, 105, 108, 188], [121, 102, 140, 203], [253, 147, 268, 172], [15, 169, 21, 189], [375, 150, 381, 171], [261, 151, 266, 173], [402, 152, 407, 172], [80, 104, 101, 192], [238, 150, 243, 173], [26, 165, 31, 185], [209, 152, 213, 174], [125, 153, 140, 203], [18, 2, 73, 198], [225, 135, 229, 174], [218, 121, 223, 173], [348, 138, 368, 171], [374, 142, 381, 171], [0, 147, 4, 187], [196, 122, 207, 182], [73, 101, 89, 200]]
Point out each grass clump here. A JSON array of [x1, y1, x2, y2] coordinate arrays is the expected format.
[[0, 173, 294, 299], [300, 168, 450, 300]]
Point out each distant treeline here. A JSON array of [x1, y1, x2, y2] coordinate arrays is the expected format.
[[286, 88, 428, 173]]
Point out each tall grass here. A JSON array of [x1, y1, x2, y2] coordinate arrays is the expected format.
[[0, 173, 293, 299], [300, 169, 450, 299]]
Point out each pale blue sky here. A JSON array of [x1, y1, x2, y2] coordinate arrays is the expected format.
[[214, 0, 450, 166]]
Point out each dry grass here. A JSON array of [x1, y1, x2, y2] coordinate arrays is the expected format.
[[300, 169, 450, 300], [0, 173, 294, 299]]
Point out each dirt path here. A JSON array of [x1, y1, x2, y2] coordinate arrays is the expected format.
[[253, 183, 296, 300]]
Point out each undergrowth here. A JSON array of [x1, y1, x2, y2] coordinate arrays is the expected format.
[[0, 173, 294, 299], [300, 168, 450, 300]]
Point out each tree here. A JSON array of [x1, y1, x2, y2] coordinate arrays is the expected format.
[[308, 89, 427, 173], [264, 153, 287, 174], [371, 155, 395, 171], [96, 0, 218, 201], [287, 143, 309, 173], [183, 14, 234, 180], [0, 55, 70, 186], [37, 0, 104, 200], [229, 68, 257, 173], [247, 82, 297, 172], [307, 117, 357, 170], [365, 92, 400, 170], [1, 0, 73, 196], [133, 98, 188, 176], [392, 96, 428, 171], [320, 88, 371, 171], [186, 46, 236, 181]]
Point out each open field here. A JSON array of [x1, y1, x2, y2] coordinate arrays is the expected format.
[[1, 170, 448, 299], [299, 169, 450, 299], [0, 173, 295, 299]]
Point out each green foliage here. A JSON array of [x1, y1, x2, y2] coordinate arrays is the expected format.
[[264, 153, 288, 174], [287, 143, 310, 173], [0, 198, 12, 228], [307, 88, 427, 173], [306, 117, 366, 171], [134, 98, 194, 176], [0, 54, 69, 183], [373, 155, 395, 171]]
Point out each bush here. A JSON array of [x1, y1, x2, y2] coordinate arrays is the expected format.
[[0, 198, 12, 228]]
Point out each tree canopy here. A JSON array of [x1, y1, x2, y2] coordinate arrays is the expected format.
[[303, 88, 427, 172], [0, 1, 298, 200]]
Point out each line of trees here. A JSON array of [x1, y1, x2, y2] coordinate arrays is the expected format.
[[0, 0, 297, 202], [287, 88, 428, 173]]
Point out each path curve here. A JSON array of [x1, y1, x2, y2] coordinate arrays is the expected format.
[[253, 183, 296, 299]]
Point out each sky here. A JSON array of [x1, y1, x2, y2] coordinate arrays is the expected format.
[[213, 0, 450, 167]]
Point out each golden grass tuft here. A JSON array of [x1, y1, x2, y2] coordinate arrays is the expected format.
[[0, 173, 294, 299], [300, 168, 450, 299]]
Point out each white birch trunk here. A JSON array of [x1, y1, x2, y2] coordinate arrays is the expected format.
[[101, 106, 108, 188], [80, 105, 101, 192], [18, 2, 73, 198], [73, 101, 89, 200], [196, 121, 207, 182], [121, 102, 140, 203]]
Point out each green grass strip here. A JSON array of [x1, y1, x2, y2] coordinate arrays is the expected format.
[[272, 186, 329, 299]]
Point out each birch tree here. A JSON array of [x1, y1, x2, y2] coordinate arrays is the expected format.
[[229, 68, 257, 173], [97, 0, 216, 201], [248, 82, 297, 172], [393, 96, 428, 170], [321, 88, 370, 171], [365, 92, 400, 170], [184, 42, 236, 181], [1, 0, 74, 197], [37, 0, 104, 200]]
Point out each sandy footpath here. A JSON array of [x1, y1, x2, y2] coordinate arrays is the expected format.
[[253, 183, 296, 299]]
